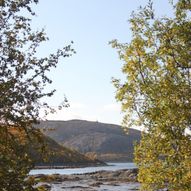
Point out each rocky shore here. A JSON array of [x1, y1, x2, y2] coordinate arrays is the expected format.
[[33, 168, 140, 191]]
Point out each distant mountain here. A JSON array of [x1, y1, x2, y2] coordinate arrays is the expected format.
[[29, 133, 103, 167], [37, 120, 141, 162]]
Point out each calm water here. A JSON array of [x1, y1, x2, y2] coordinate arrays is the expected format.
[[30, 163, 137, 175]]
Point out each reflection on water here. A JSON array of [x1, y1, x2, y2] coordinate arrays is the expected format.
[[30, 163, 137, 175]]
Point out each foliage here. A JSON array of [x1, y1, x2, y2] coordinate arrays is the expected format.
[[0, 127, 38, 190], [111, 0, 191, 190], [0, 0, 74, 190]]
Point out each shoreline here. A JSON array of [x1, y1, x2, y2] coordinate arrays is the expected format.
[[34, 162, 108, 170], [33, 161, 135, 170], [33, 168, 140, 191]]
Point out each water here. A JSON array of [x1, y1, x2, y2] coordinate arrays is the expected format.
[[30, 163, 140, 190], [30, 163, 137, 175], [50, 182, 140, 191]]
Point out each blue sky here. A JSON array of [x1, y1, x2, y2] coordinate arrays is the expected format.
[[32, 0, 173, 125]]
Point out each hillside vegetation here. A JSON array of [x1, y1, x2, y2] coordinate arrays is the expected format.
[[37, 120, 141, 162], [29, 133, 103, 167]]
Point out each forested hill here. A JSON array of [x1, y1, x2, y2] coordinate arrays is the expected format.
[[29, 133, 103, 167], [37, 120, 141, 162]]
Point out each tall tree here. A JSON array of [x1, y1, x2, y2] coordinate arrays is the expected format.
[[0, 0, 74, 190], [111, 0, 191, 190]]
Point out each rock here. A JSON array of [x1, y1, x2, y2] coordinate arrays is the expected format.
[[33, 169, 139, 190], [89, 181, 103, 187]]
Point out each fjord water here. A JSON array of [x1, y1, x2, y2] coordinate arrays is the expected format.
[[30, 162, 136, 175]]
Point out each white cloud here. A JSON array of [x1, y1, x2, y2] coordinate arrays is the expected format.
[[40, 101, 123, 125], [70, 102, 86, 109], [103, 103, 121, 112], [44, 102, 84, 121], [44, 102, 98, 122], [40, 102, 144, 130]]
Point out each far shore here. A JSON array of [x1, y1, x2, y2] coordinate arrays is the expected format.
[[34, 162, 108, 169]]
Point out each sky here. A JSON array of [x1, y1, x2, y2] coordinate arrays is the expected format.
[[31, 0, 174, 125]]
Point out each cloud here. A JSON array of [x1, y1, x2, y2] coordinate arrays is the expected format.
[[40, 101, 122, 125], [44, 102, 85, 121], [103, 103, 121, 112], [44, 102, 98, 122], [70, 102, 86, 109]]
